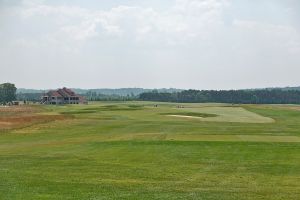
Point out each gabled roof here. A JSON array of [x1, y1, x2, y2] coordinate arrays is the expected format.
[[62, 87, 76, 96], [47, 90, 62, 97], [45, 88, 78, 97], [57, 89, 70, 97]]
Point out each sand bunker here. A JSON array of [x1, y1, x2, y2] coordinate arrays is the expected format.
[[167, 115, 203, 119]]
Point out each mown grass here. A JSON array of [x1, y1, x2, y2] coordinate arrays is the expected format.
[[0, 102, 300, 199]]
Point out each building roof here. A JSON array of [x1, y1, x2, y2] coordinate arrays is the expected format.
[[45, 88, 79, 98], [47, 90, 63, 97], [62, 87, 76, 96], [57, 88, 70, 97]]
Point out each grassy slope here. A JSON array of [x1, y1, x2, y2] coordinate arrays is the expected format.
[[0, 102, 300, 199]]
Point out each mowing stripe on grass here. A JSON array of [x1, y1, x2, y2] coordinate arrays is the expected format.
[[166, 134, 300, 143]]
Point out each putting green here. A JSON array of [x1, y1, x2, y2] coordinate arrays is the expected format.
[[169, 106, 275, 123]]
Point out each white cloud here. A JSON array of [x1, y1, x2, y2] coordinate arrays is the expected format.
[[60, 21, 98, 41], [2, 0, 300, 89], [6, 1, 299, 56], [15, 0, 229, 46]]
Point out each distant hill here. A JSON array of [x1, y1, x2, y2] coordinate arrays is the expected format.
[[17, 86, 300, 95], [73, 88, 182, 96], [17, 88, 183, 96], [17, 88, 46, 94], [16, 86, 300, 103], [265, 86, 300, 91]]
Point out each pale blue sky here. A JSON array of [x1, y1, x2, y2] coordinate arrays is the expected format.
[[0, 0, 299, 89]]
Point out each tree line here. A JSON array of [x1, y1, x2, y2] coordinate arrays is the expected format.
[[0, 83, 17, 104], [16, 93, 42, 102], [139, 89, 300, 104], [16, 88, 181, 102], [17, 88, 182, 96], [16, 92, 137, 102], [14, 87, 300, 104], [83, 91, 136, 101]]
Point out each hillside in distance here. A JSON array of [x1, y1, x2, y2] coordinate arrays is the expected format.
[[17, 88, 183, 96], [17, 86, 300, 96], [16, 86, 300, 103]]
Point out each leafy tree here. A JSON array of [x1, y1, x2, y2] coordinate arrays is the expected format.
[[0, 83, 17, 103]]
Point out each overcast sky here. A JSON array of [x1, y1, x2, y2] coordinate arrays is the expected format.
[[1, 0, 300, 89]]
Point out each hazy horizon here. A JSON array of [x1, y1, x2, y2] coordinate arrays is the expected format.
[[1, 0, 300, 90], [16, 85, 300, 91]]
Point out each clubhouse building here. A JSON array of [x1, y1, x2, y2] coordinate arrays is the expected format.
[[41, 87, 87, 105]]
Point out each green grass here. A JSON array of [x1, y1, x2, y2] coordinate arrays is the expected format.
[[0, 102, 300, 199]]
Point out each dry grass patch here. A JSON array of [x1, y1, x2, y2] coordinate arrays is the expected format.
[[0, 106, 41, 117], [0, 106, 70, 132], [0, 115, 70, 132]]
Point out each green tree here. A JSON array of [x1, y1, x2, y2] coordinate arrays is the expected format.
[[0, 83, 17, 103]]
